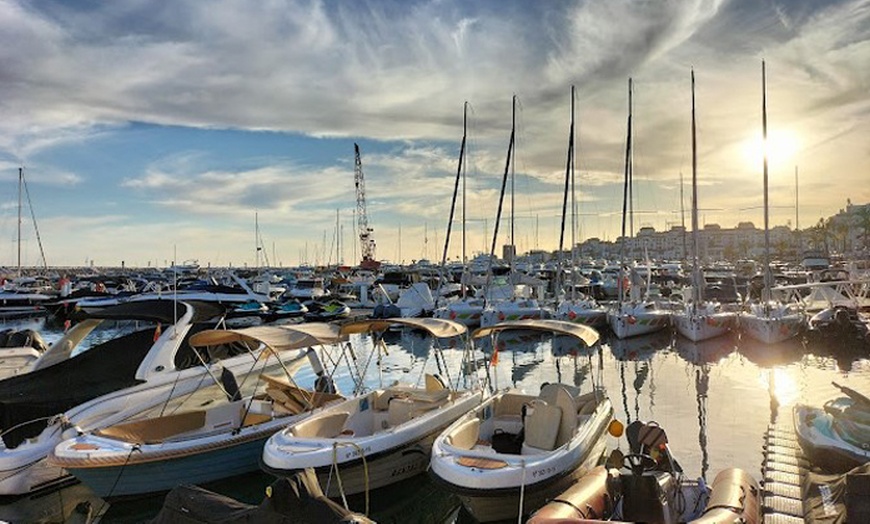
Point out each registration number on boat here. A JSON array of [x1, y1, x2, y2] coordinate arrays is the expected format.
[[530, 466, 557, 479]]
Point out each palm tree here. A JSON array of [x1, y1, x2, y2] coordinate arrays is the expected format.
[[853, 206, 870, 251]]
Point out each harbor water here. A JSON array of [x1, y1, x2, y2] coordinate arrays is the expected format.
[[0, 317, 868, 523]]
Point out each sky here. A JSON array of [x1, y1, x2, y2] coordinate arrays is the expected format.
[[0, 0, 868, 268]]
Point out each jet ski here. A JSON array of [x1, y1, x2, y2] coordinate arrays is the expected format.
[[794, 382, 870, 473]]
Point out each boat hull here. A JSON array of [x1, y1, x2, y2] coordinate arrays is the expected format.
[[740, 313, 804, 344], [62, 435, 269, 499], [672, 312, 735, 342], [607, 310, 670, 339], [436, 437, 606, 522]]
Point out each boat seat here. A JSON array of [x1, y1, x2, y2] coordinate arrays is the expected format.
[[523, 400, 561, 451], [290, 412, 349, 439], [494, 392, 536, 418], [540, 384, 580, 447], [95, 410, 207, 444], [425, 373, 447, 391], [447, 417, 480, 450], [387, 396, 441, 427]]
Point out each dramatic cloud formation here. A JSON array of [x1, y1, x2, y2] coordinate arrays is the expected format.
[[0, 0, 867, 266]]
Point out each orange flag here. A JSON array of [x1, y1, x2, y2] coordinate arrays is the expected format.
[[153, 323, 162, 342], [491, 341, 502, 366]]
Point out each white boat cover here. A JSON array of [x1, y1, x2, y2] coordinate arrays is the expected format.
[[339, 317, 467, 338], [189, 324, 346, 352], [471, 319, 600, 347]]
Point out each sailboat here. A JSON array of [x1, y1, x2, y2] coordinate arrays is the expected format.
[[739, 62, 805, 344], [0, 167, 52, 319], [672, 70, 737, 342], [607, 79, 670, 339], [433, 102, 487, 327], [479, 95, 548, 327], [555, 86, 607, 328]]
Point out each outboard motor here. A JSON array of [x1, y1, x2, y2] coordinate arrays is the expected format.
[[620, 420, 681, 523], [620, 454, 679, 523]]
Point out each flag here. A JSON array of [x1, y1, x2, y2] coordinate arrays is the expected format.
[[153, 323, 162, 342], [491, 343, 500, 366]]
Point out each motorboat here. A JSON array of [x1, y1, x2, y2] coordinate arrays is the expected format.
[[49, 324, 346, 498], [0, 327, 49, 379], [528, 420, 761, 524], [261, 317, 484, 497], [0, 300, 304, 497], [807, 305, 870, 345], [429, 319, 612, 522]]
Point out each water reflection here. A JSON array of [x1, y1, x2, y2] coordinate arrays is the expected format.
[[0, 317, 868, 523]]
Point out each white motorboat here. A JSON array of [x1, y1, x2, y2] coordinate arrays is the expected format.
[[429, 319, 613, 522], [0, 300, 306, 497], [261, 317, 485, 498], [49, 324, 346, 498]]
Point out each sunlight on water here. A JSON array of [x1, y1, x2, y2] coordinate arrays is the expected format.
[[0, 318, 868, 522]]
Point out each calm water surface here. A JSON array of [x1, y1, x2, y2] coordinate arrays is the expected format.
[[0, 317, 868, 523]]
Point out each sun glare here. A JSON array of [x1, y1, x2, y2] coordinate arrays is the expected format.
[[742, 130, 799, 169], [760, 368, 800, 406]]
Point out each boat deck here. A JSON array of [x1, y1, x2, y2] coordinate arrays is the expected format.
[[761, 421, 810, 524]]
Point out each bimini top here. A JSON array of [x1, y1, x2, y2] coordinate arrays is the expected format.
[[472, 319, 600, 347], [189, 323, 346, 352], [75, 299, 225, 324], [339, 317, 467, 339]]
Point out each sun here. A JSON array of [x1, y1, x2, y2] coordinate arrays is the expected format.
[[742, 129, 799, 170]]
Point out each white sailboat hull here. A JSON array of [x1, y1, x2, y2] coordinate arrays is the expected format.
[[672, 311, 736, 342], [607, 309, 670, 339], [739, 312, 805, 344]]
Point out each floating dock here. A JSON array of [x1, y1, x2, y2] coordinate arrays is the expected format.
[[762, 421, 810, 523]]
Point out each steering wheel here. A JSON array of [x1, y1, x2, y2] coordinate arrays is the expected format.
[[623, 453, 657, 474]]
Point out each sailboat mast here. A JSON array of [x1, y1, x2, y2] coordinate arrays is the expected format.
[[438, 102, 467, 303], [558, 86, 575, 299], [484, 95, 516, 305], [619, 79, 633, 304], [680, 171, 687, 260], [510, 95, 516, 272], [795, 165, 800, 253], [762, 61, 772, 301], [691, 69, 702, 305], [17, 167, 22, 277], [570, 85, 577, 275], [462, 102, 468, 267]]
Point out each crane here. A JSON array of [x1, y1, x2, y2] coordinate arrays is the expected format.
[[354, 143, 378, 269]]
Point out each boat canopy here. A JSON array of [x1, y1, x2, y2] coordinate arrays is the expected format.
[[339, 317, 467, 339], [472, 319, 600, 347], [189, 324, 346, 352]]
